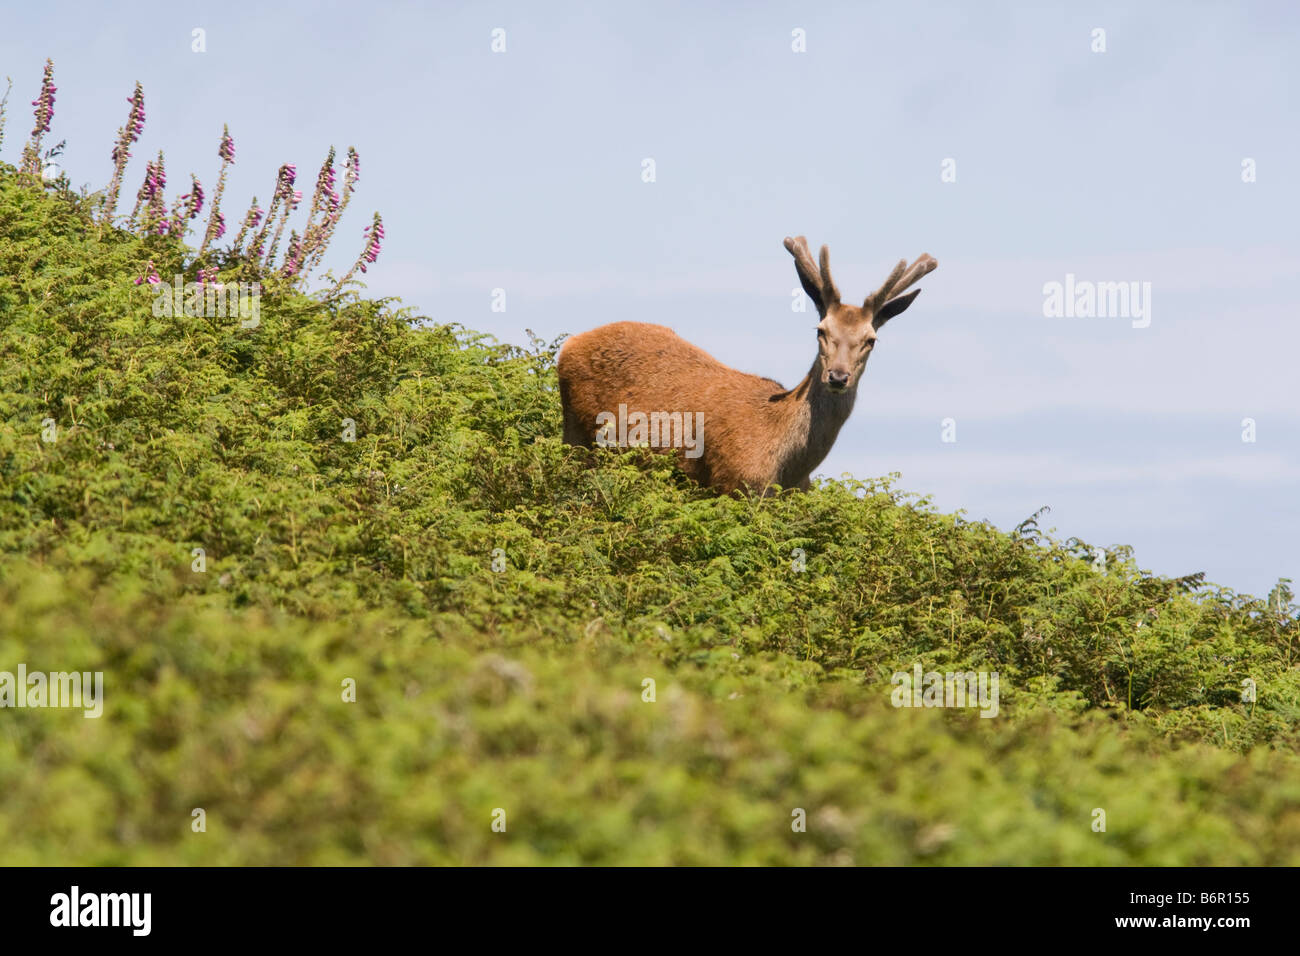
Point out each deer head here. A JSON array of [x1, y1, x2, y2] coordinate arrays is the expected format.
[[784, 236, 937, 393]]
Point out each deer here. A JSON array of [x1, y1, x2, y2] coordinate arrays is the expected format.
[[557, 237, 937, 494]]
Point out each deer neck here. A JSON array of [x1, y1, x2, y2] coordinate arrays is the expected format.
[[772, 357, 858, 483]]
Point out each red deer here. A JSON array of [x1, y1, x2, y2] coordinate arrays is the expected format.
[[557, 237, 937, 494]]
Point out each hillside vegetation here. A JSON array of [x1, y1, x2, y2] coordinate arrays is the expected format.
[[1, 164, 1298, 864]]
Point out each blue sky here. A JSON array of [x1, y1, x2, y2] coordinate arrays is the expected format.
[[3, 1, 1297, 597]]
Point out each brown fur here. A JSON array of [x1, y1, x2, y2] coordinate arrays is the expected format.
[[558, 237, 937, 494]]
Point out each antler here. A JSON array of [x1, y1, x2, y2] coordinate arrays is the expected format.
[[817, 244, 840, 306], [866, 253, 938, 309], [784, 235, 841, 312]]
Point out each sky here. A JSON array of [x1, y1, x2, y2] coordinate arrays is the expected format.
[[2, 1, 1297, 598]]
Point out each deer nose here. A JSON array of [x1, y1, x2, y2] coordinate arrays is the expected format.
[[827, 370, 850, 388]]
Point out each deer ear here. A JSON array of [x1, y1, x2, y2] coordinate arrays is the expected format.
[[871, 289, 922, 329]]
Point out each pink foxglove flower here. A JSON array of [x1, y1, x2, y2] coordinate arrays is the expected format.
[[21, 59, 57, 175], [134, 260, 161, 286], [358, 214, 384, 273], [180, 175, 204, 219], [200, 124, 236, 257], [103, 82, 146, 224], [334, 212, 384, 291]]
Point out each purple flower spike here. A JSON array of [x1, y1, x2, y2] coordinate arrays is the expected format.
[[104, 82, 147, 223], [135, 260, 161, 286], [30, 60, 56, 136], [358, 213, 384, 273], [179, 175, 205, 220], [21, 59, 58, 175]]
